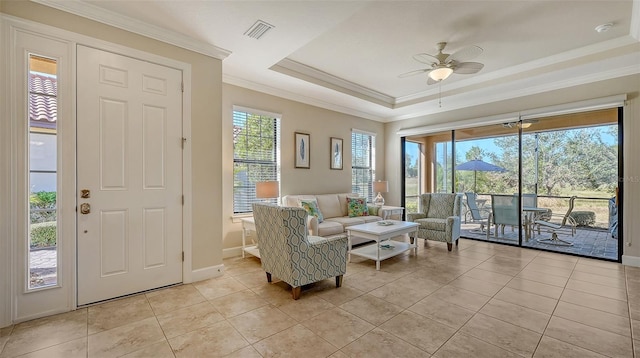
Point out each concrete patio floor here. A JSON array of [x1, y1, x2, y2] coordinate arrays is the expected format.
[[461, 223, 618, 261]]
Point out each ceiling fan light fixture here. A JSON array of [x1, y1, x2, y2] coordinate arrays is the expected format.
[[502, 119, 537, 129], [428, 67, 453, 82]]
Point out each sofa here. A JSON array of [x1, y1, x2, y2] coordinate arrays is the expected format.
[[281, 193, 383, 244]]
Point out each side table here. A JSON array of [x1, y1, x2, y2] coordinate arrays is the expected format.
[[241, 217, 260, 258], [379, 206, 404, 220]]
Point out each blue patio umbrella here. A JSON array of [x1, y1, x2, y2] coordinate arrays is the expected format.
[[455, 159, 506, 192]]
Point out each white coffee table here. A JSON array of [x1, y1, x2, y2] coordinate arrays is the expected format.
[[346, 220, 420, 270]]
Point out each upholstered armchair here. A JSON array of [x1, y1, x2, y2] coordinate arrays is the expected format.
[[251, 203, 348, 299], [407, 193, 462, 251]]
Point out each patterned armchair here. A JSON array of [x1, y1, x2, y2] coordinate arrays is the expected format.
[[252, 203, 348, 300], [407, 193, 462, 251]]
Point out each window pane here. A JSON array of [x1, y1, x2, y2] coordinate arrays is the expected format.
[[28, 54, 58, 289], [352, 131, 376, 201], [30, 172, 57, 193], [233, 109, 281, 213], [405, 141, 420, 213], [30, 133, 57, 171]]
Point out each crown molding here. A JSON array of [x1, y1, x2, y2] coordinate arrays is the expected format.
[[270, 58, 395, 108], [32, 0, 231, 60], [223, 74, 385, 122]]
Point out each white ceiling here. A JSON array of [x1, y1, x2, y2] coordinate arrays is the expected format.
[[39, 0, 640, 122]]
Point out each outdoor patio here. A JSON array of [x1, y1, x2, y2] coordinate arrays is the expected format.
[[461, 223, 618, 261]]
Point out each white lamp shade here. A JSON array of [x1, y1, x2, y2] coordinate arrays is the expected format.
[[428, 67, 453, 82], [256, 181, 279, 199], [373, 180, 389, 193]]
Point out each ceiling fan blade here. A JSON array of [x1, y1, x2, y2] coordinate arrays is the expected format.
[[412, 53, 438, 65], [453, 62, 484, 74], [445, 45, 483, 63], [398, 69, 429, 78]]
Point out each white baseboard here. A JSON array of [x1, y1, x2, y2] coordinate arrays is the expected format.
[[188, 264, 225, 283], [14, 306, 75, 325], [223, 246, 243, 259], [622, 255, 640, 267]]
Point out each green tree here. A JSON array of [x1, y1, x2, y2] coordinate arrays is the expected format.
[[405, 152, 417, 177], [465, 146, 486, 161], [490, 125, 617, 196]]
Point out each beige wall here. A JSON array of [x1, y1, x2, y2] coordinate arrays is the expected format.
[[222, 84, 384, 254], [385, 74, 640, 261], [1, 1, 224, 270]]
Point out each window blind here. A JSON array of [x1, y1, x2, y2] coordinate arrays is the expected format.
[[352, 131, 376, 202], [233, 109, 281, 213]]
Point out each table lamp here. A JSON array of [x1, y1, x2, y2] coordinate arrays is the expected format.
[[256, 181, 280, 204], [372, 180, 388, 207]]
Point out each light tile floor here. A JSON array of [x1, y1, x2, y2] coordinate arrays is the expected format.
[[2, 238, 639, 357]]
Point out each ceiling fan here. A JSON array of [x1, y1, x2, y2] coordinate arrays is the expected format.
[[399, 42, 484, 84]]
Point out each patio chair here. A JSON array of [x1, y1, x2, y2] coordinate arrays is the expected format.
[[533, 196, 578, 246], [464, 192, 491, 233], [407, 193, 462, 251], [251, 203, 348, 299], [522, 193, 537, 208], [489, 194, 520, 239]]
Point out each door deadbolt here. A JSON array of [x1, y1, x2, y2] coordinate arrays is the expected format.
[[80, 203, 91, 214], [81, 189, 91, 198]]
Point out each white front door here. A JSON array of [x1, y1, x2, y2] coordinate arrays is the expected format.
[[76, 45, 183, 305]]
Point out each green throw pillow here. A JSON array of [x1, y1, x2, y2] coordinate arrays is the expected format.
[[300, 200, 324, 223], [368, 206, 380, 216], [347, 197, 369, 217]]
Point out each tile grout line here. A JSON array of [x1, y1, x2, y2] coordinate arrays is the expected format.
[[530, 254, 577, 357]]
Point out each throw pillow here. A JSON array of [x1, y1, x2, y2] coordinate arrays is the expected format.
[[347, 197, 369, 217], [368, 206, 380, 216], [300, 200, 324, 223]]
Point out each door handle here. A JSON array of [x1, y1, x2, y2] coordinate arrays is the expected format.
[[80, 203, 91, 215]]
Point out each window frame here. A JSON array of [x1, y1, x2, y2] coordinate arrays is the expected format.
[[27, 56, 60, 290], [232, 106, 281, 214], [351, 129, 376, 202]]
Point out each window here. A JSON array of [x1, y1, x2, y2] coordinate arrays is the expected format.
[[233, 107, 281, 213], [352, 130, 376, 201], [28, 55, 58, 289]]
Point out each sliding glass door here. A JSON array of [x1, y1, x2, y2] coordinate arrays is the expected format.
[[519, 111, 619, 260], [454, 122, 520, 244], [403, 107, 622, 261]]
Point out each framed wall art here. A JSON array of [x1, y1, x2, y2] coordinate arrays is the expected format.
[[295, 132, 310, 169], [330, 137, 343, 170]]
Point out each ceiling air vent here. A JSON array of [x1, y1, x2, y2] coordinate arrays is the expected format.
[[244, 20, 275, 40]]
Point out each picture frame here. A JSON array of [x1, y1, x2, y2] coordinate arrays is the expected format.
[[294, 132, 310, 169], [330, 137, 343, 170]]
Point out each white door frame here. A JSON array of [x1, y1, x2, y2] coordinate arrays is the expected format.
[[0, 14, 193, 325]]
